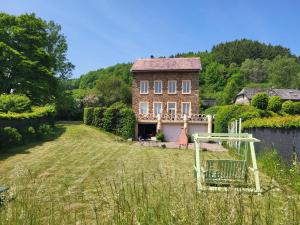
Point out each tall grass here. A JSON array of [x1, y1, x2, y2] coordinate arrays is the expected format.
[[0, 166, 299, 225]]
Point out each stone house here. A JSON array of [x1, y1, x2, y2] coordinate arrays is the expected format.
[[131, 57, 211, 141], [234, 88, 300, 104]]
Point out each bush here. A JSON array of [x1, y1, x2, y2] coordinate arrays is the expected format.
[[116, 108, 136, 139], [156, 132, 165, 142], [0, 127, 22, 149], [92, 107, 106, 127], [282, 100, 295, 114], [268, 96, 282, 113], [0, 105, 55, 120], [36, 124, 54, 139], [102, 102, 125, 132], [242, 115, 300, 129], [204, 106, 221, 115], [251, 92, 269, 110], [0, 94, 31, 113], [83, 107, 94, 125]]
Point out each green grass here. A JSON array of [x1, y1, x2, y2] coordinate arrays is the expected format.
[[0, 122, 299, 224]]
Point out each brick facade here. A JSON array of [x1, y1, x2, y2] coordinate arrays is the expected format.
[[132, 71, 199, 117]]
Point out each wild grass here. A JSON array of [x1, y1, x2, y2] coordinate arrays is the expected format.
[[0, 123, 299, 224]]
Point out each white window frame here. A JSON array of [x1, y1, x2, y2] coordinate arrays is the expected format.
[[181, 102, 191, 116], [153, 80, 163, 94], [182, 80, 191, 94], [139, 101, 149, 115], [168, 80, 177, 94], [153, 102, 163, 116], [140, 80, 149, 94], [167, 102, 177, 115]]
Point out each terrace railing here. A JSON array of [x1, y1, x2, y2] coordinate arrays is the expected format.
[[137, 113, 208, 122]]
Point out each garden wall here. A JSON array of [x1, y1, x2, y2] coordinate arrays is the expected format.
[[246, 127, 300, 164]]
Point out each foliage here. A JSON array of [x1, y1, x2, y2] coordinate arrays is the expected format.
[[258, 150, 300, 193], [102, 102, 125, 132], [156, 132, 165, 142], [211, 39, 292, 66], [36, 124, 54, 139], [282, 100, 295, 114], [116, 108, 136, 139], [0, 105, 55, 119], [0, 13, 73, 104], [243, 115, 300, 129], [251, 92, 269, 110], [92, 107, 106, 127], [269, 56, 300, 88], [268, 96, 282, 113], [94, 76, 132, 106], [0, 127, 22, 149], [240, 58, 270, 83], [0, 94, 31, 113], [83, 107, 93, 125], [204, 106, 222, 115], [204, 62, 227, 92], [214, 105, 258, 132]]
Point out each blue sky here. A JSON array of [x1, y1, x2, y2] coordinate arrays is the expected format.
[[1, 0, 300, 78]]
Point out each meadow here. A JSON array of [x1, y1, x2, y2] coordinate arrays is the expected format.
[[0, 122, 299, 225]]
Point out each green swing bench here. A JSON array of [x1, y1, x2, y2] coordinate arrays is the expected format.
[[193, 133, 261, 194]]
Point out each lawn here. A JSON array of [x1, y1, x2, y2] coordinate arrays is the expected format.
[[0, 122, 299, 225]]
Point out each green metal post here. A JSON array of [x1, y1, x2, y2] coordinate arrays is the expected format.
[[249, 137, 261, 194], [194, 138, 202, 192]]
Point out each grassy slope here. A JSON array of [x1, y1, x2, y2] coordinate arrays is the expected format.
[[0, 123, 299, 224]]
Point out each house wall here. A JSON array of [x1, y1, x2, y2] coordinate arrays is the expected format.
[[235, 95, 250, 104], [132, 71, 199, 116]]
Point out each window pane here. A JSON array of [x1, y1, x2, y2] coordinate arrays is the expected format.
[[140, 102, 148, 114], [140, 81, 148, 94], [154, 81, 162, 93], [154, 103, 162, 115], [183, 81, 190, 93], [168, 81, 176, 93], [182, 103, 190, 115]]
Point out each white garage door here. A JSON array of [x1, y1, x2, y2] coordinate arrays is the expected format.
[[162, 124, 182, 142], [188, 124, 208, 137]]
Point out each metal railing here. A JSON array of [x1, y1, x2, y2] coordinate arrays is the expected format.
[[137, 114, 208, 122]]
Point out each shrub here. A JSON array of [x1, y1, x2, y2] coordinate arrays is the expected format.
[[239, 111, 260, 121], [92, 107, 106, 127], [251, 92, 269, 110], [83, 107, 94, 125], [156, 132, 165, 142], [204, 106, 221, 115], [0, 94, 31, 113], [282, 100, 295, 114], [0, 127, 22, 149], [268, 96, 282, 113], [102, 102, 126, 132], [242, 115, 300, 129], [0, 105, 55, 119], [36, 124, 54, 139], [293, 102, 300, 114], [25, 126, 36, 139], [116, 108, 136, 139]]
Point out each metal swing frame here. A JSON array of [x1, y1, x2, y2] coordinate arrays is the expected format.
[[193, 133, 261, 194]]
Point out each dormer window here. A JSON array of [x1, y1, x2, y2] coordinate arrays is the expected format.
[[168, 80, 177, 94], [140, 80, 149, 94], [154, 80, 162, 94], [182, 80, 191, 94]]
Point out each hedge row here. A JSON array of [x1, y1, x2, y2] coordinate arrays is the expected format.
[[243, 115, 300, 129], [0, 105, 56, 151], [83, 102, 136, 139]]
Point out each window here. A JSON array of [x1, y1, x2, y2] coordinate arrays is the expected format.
[[168, 80, 177, 94], [167, 102, 176, 115], [154, 80, 162, 94], [181, 102, 191, 116], [139, 102, 148, 114], [140, 80, 149, 94], [153, 102, 162, 116], [182, 80, 191, 94]]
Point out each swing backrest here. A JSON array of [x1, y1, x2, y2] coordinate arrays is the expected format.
[[204, 159, 247, 185]]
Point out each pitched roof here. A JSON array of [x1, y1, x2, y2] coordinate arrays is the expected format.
[[131, 57, 201, 72], [236, 88, 300, 101]]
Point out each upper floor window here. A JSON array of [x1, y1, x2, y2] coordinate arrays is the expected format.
[[140, 80, 149, 94], [139, 102, 148, 114], [182, 80, 191, 94], [181, 102, 191, 116], [168, 80, 177, 94], [154, 80, 162, 94], [153, 102, 162, 116]]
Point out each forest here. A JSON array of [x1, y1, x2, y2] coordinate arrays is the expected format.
[[1, 12, 300, 120]]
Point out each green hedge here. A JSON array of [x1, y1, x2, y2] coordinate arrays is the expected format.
[[0, 94, 31, 113], [0, 105, 55, 119], [243, 115, 300, 129], [83, 102, 136, 139]]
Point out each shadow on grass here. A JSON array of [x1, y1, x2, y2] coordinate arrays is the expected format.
[[0, 125, 66, 161]]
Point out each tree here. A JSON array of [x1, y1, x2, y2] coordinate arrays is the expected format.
[[0, 13, 73, 104], [204, 63, 227, 92], [251, 93, 269, 110], [218, 73, 243, 105], [240, 58, 270, 83], [269, 56, 300, 88], [267, 96, 282, 113], [95, 76, 131, 106]]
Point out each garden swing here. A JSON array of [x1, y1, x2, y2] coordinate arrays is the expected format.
[[193, 133, 261, 194]]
